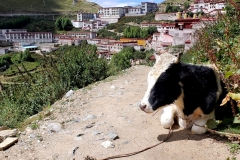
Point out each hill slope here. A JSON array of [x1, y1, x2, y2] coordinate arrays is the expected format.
[[0, 65, 238, 160], [0, 0, 100, 13], [158, 0, 195, 12]]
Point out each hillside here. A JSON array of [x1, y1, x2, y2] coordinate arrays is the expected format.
[[0, 0, 100, 13], [158, 0, 195, 12], [0, 65, 239, 159]]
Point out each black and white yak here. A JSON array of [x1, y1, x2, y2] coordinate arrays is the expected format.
[[140, 52, 232, 134]]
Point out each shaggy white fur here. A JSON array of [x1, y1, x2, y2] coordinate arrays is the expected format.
[[140, 53, 218, 134]]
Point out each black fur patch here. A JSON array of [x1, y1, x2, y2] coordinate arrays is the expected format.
[[148, 62, 227, 118]]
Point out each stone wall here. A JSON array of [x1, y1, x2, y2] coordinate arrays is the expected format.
[[155, 13, 176, 21], [125, 13, 146, 17]]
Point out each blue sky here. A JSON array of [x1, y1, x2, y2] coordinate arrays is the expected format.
[[87, 0, 164, 7]]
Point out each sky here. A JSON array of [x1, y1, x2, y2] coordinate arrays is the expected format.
[[87, 0, 164, 8]]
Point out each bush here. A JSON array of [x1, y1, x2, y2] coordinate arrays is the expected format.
[[11, 50, 35, 64], [0, 54, 11, 67], [0, 16, 31, 29], [55, 17, 73, 31], [55, 44, 109, 89], [185, 1, 240, 93], [108, 47, 134, 75], [0, 43, 109, 128], [123, 26, 157, 38], [97, 29, 118, 39]]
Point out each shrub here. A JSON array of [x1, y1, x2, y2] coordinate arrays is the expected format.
[[185, 1, 240, 93], [108, 47, 134, 75], [0, 43, 109, 128]]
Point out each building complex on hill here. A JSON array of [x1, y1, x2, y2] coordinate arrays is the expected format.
[[190, 0, 226, 14], [98, 2, 158, 23], [0, 0, 227, 60], [5, 32, 53, 43]]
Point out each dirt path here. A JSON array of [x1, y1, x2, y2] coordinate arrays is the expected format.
[[1, 65, 239, 160]]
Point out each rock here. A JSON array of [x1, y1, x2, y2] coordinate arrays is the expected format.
[[101, 140, 115, 148], [82, 114, 97, 121], [65, 90, 74, 98], [122, 140, 130, 144], [37, 136, 43, 143], [52, 154, 59, 160], [74, 133, 84, 141], [47, 123, 62, 133], [98, 112, 104, 117], [21, 131, 26, 135], [107, 132, 119, 140], [83, 124, 94, 129], [0, 126, 8, 131], [110, 85, 116, 89], [0, 129, 18, 138], [72, 146, 79, 155], [25, 127, 33, 135], [93, 131, 102, 136], [73, 118, 81, 123], [28, 134, 35, 139], [117, 91, 124, 95], [0, 137, 18, 151], [76, 133, 84, 137]]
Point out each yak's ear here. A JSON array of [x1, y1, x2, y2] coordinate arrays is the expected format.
[[175, 52, 183, 64]]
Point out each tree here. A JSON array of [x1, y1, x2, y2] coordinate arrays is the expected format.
[[165, 4, 180, 13], [56, 44, 108, 88], [183, 2, 190, 10], [147, 26, 158, 35], [55, 17, 73, 31], [140, 29, 149, 38], [97, 29, 117, 39], [108, 47, 135, 75]]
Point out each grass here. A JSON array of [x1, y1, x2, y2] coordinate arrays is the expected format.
[[3, 62, 40, 77], [158, 0, 194, 12], [0, 0, 100, 13]]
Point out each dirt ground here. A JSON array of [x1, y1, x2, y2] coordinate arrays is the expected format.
[[1, 65, 240, 160]]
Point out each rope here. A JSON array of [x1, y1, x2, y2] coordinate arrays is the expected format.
[[99, 127, 173, 160]]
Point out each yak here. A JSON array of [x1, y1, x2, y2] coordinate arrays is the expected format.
[[139, 52, 232, 134]]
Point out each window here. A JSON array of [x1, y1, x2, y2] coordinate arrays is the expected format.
[[179, 25, 183, 30]]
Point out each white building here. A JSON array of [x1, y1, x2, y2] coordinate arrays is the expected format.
[[66, 31, 97, 39], [82, 20, 108, 30], [0, 48, 9, 55], [98, 7, 125, 18], [128, 8, 142, 14], [140, 22, 175, 33], [98, 7, 126, 23], [77, 12, 98, 21], [0, 29, 27, 37], [141, 2, 158, 14], [5, 32, 53, 43], [71, 20, 84, 28], [190, 0, 226, 14], [0, 29, 27, 41]]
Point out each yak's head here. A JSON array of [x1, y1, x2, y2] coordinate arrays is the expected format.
[[140, 52, 183, 113]]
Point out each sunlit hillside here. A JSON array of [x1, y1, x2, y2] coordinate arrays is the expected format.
[[0, 0, 100, 13]]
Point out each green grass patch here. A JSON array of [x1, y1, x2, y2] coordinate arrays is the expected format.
[[0, 0, 100, 13], [3, 62, 40, 77]]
